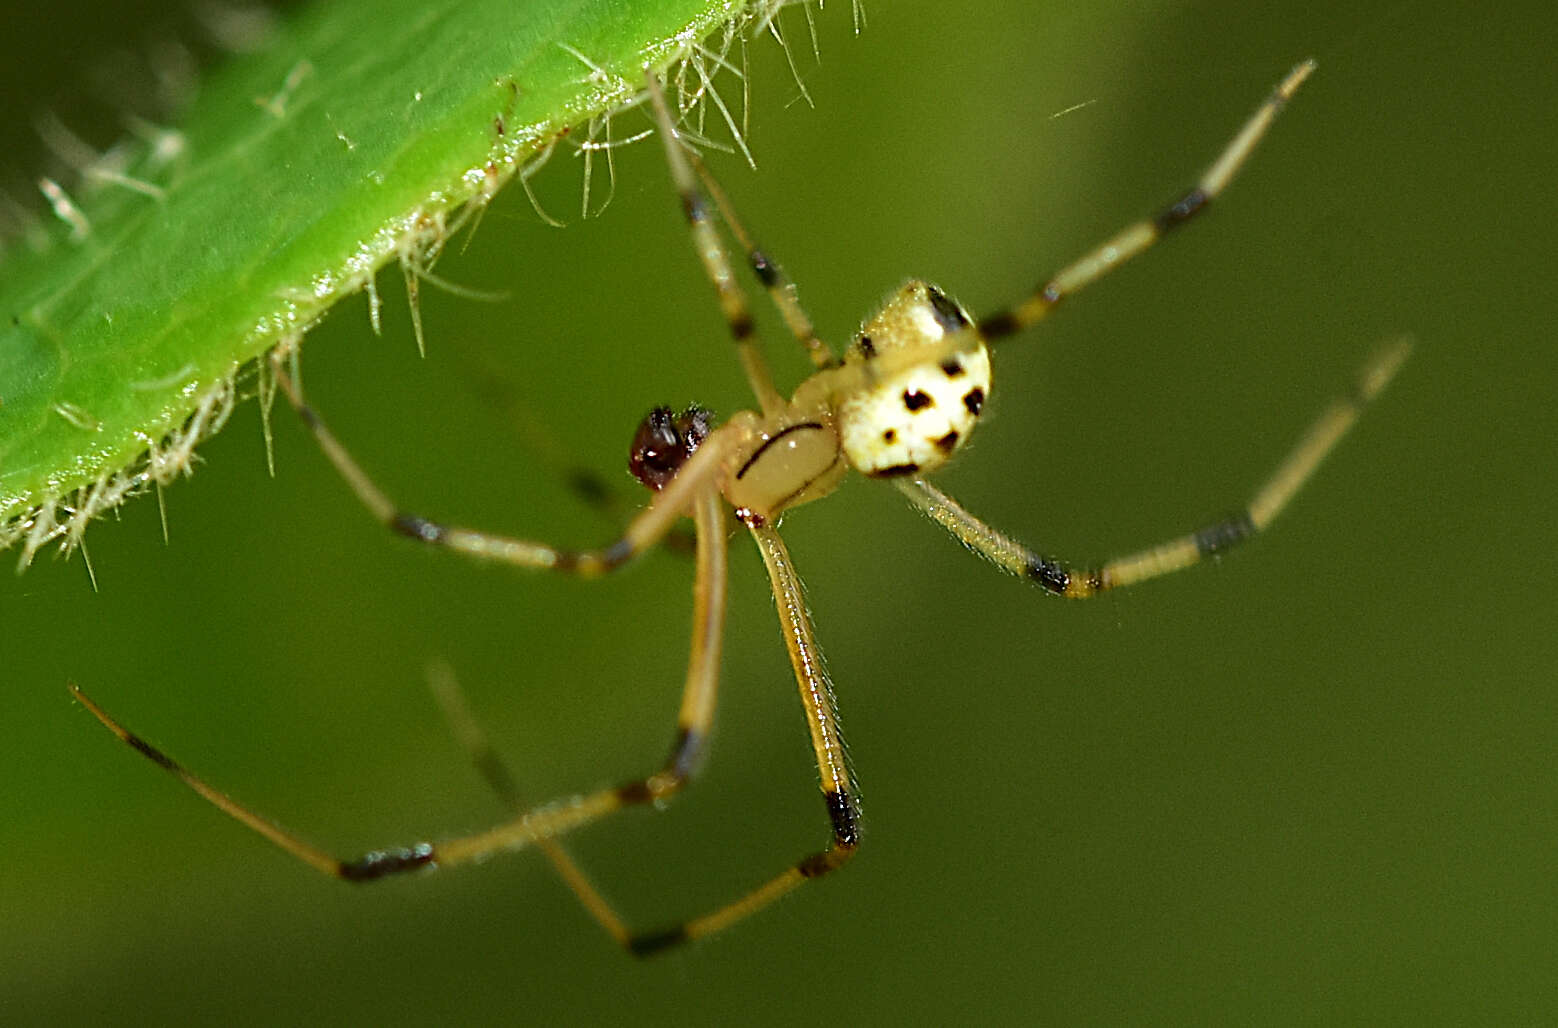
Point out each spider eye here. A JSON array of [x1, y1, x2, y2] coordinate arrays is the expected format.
[[629, 405, 714, 491]]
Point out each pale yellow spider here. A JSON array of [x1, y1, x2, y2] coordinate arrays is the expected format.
[[73, 61, 1409, 956]]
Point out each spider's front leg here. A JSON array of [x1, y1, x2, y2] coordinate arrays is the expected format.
[[978, 60, 1316, 343], [269, 350, 732, 577]]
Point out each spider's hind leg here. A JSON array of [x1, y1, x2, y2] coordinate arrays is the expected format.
[[69, 488, 733, 905], [898, 337, 1412, 596]]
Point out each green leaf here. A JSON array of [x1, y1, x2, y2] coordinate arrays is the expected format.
[[0, 0, 783, 561]]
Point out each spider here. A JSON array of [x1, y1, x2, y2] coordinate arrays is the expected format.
[[72, 60, 1409, 956]]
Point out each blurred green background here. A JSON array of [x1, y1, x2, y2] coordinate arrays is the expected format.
[[2, 0, 1554, 1023]]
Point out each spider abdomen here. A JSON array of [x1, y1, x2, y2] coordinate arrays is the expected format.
[[837, 281, 992, 478]]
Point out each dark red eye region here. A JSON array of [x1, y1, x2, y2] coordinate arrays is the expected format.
[[629, 405, 713, 491]]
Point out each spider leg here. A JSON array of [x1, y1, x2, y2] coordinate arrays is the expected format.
[[644, 67, 833, 371], [69, 488, 729, 886], [270, 351, 734, 576], [435, 350, 700, 555], [897, 338, 1410, 596], [688, 151, 836, 369], [425, 521, 860, 956], [978, 60, 1315, 343], [644, 71, 786, 417], [627, 523, 859, 956], [424, 660, 634, 945]]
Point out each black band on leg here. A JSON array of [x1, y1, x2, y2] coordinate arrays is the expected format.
[[125, 732, 178, 772], [667, 726, 704, 783], [825, 788, 860, 847], [1153, 186, 1210, 232], [1193, 512, 1257, 555], [338, 843, 436, 882], [976, 310, 1022, 341], [680, 192, 708, 224], [749, 249, 780, 287], [391, 513, 446, 543], [627, 925, 690, 957]]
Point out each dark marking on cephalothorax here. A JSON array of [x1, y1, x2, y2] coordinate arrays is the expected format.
[[736, 421, 827, 480], [339, 843, 436, 882], [857, 335, 876, 358], [935, 431, 960, 454], [940, 358, 965, 378], [871, 462, 921, 479], [749, 249, 779, 287], [882, 429, 897, 443], [628, 926, 689, 957], [963, 387, 985, 416], [902, 389, 932, 412], [1193, 512, 1256, 555], [925, 285, 970, 333]]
